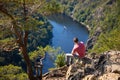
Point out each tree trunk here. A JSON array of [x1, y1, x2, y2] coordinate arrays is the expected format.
[[22, 0, 35, 79], [21, 46, 35, 80]]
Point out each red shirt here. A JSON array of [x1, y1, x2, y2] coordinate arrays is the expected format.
[[72, 41, 85, 58]]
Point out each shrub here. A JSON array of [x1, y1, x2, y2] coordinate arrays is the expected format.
[[55, 53, 66, 68], [0, 64, 28, 80]]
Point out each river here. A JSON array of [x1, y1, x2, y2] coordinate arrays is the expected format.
[[42, 14, 89, 74], [49, 14, 89, 52]]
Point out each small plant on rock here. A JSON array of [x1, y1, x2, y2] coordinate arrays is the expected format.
[[55, 53, 66, 68]]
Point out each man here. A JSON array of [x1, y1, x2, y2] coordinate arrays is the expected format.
[[71, 37, 85, 58], [66, 37, 85, 66]]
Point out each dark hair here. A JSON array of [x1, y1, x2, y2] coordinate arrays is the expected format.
[[73, 37, 79, 43]]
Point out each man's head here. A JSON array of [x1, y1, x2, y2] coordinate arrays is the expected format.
[[73, 37, 79, 43]]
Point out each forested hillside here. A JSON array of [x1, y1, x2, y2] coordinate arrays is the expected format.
[[57, 0, 120, 53]]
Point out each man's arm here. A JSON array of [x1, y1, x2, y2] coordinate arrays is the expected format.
[[71, 47, 76, 55]]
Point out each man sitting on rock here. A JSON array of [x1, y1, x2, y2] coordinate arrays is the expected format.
[[66, 37, 86, 66]]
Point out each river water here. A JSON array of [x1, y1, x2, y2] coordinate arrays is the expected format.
[[42, 14, 89, 74], [49, 14, 89, 52]]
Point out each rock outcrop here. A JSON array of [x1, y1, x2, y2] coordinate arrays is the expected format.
[[43, 50, 120, 80], [86, 27, 102, 51], [43, 66, 68, 80]]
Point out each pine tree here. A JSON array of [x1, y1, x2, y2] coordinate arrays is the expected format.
[[0, 0, 61, 80]]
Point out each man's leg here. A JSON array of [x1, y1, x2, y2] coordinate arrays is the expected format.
[[66, 54, 73, 66], [66, 55, 70, 66], [73, 54, 80, 63], [70, 56, 74, 64]]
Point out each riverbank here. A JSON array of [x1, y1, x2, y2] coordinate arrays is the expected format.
[[63, 13, 90, 33], [69, 14, 91, 32], [48, 13, 90, 33]]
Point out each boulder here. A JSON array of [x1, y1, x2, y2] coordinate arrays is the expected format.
[[66, 63, 84, 80], [82, 75, 96, 80], [98, 73, 120, 80], [105, 64, 120, 74]]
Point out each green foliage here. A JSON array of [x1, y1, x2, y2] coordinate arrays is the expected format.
[[0, 23, 13, 39], [91, 28, 120, 53], [38, 0, 62, 15], [44, 45, 62, 60], [29, 45, 62, 62], [55, 53, 66, 68], [0, 64, 28, 80], [27, 17, 53, 50], [44, 45, 61, 53], [0, 37, 18, 52], [89, 0, 120, 53], [0, 64, 21, 74], [0, 37, 13, 43], [29, 46, 45, 61]]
